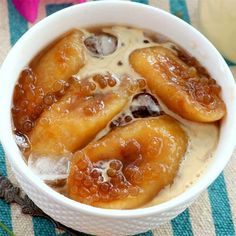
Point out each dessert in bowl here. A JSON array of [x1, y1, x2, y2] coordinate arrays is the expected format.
[[0, 1, 236, 235]]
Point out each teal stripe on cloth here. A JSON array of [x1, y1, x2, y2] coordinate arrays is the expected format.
[[131, 0, 149, 4], [169, 0, 190, 23], [46, 3, 73, 16], [0, 144, 13, 236], [208, 173, 235, 236], [225, 58, 236, 67], [7, 0, 28, 45], [33, 217, 57, 236], [135, 230, 153, 236], [171, 209, 193, 236]]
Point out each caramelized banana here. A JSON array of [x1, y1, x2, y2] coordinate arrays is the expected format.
[[28, 75, 135, 157], [129, 46, 226, 122], [12, 30, 85, 133], [68, 116, 188, 209]]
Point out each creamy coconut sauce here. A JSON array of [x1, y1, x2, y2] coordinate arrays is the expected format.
[[75, 26, 219, 205]]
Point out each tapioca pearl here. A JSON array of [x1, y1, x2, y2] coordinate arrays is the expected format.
[[12, 106, 21, 114], [76, 158, 89, 170], [109, 117, 122, 129], [110, 188, 119, 198], [20, 68, 36, 84], [53, 80, 65, 92], [128, 81, 139, 93], [88, 82, 96, 91], [107, 77, 117, 87], [34, 104, 44, 115], [74, 170, 84, 181], [137, 79, 146, 89], [99, 182, 110, 193], [83, 106, 95, 116], [195, 89, 214, 105], [107, 168, 116, 177], [100, 192, 110, 201], [124, 115, 132, 123], [22, 120, 34, 132], [92, 194, 100, 202], [124, 165, 142, 183], [120, 188, 129, 198], [90, 169, 101, 178], [109, 160, 122, 170], [128, 186, 140, 196], [211, 84, 221, 95], [78, 187, 90, 197], [14, 85, 25, 101], [110, 173, 124, 186], [43, 93, 56, 106], [132, 171, 143, 184], [83, 175, 93, 188], [89, 185, 98, 194], [188, 66, 197, 77], [93, 75, 107, 89], [19, 99, 29, 109]]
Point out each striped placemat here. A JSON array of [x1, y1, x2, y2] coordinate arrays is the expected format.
[[0, 0, 235, 235]]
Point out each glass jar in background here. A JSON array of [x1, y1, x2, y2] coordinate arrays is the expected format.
[[199, 0, 236, 64]]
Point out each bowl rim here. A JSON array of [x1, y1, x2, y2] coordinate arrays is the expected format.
[[0, 0, 236, 218]]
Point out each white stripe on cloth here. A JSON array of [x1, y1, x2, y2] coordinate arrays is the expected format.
[[0, 0, 11, 64], [189, 191, 215, 236], [224, 148, 236, 233], [153, 222, 173, 236], [149, 0, 170, 12], [185, 0, 199, 28]]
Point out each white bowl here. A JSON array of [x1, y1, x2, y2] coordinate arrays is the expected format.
[[0, 1, 236, 235]]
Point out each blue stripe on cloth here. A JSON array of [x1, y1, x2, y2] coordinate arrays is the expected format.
[[224, 58, 236, 67], [7, 0, 28, 45], [46, 3, 73, 16], [169, 0, 190, 23], [171, 209, 193, 236], [131, 0, 149, 4], [135, 230, 153, 236], [0, 144, 13, 236], [208, 173, 235, 236], [33, 217, 57, 236]]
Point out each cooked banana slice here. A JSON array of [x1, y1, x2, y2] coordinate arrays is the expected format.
[[28, 75, 135, 157], [13, 30, 85, 133], [129, 46, 226, 122], [68, 115, 188, 209], [32, 30, 85, 93]]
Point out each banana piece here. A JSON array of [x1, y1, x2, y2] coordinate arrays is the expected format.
[[28, 76, 135, 157], [129, 46, 226, 122], [13, 30, 86, 133], [68, 115, 188, 209]]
